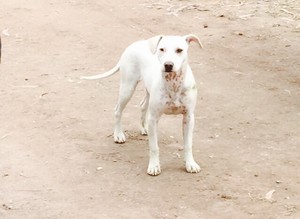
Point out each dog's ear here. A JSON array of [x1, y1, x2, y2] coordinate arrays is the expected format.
[[184, 34, 203, 49], [148, 35, 163, 54]]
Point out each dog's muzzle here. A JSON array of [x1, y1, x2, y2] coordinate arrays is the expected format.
[[164, 62, 174, 72]]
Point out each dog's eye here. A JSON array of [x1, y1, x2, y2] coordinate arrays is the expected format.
[[159, 48, 165, 52], [176, 48, 183, 53]]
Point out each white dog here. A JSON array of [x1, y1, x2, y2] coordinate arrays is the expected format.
[[81, 34, 203, 176]]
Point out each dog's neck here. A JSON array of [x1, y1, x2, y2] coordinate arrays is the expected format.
[[163, 71, 183, 83], [162, 70, 185, 100]]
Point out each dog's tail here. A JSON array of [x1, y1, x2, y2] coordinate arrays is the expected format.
[[80, 61, 120, 80]]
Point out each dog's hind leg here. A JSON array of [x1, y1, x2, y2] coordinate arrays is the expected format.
[[140, 92, 149, 136], [114, 77, 138, 143]]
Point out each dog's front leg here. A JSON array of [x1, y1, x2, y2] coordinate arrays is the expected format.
[[147, 113, 161, 176], [183, 113, 201, 173]]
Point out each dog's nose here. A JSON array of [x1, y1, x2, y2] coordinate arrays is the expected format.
[[164, 62, 174, 72]]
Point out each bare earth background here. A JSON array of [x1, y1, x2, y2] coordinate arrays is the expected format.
[[1, 0, 300, 218]]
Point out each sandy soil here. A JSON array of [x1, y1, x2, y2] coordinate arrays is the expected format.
[[1, 0, 300, 218]]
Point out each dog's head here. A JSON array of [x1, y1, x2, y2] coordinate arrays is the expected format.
[[149, 34, 203, 73]]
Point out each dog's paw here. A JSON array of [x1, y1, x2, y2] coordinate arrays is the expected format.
[[147, 164, 161, 176], [114, 131, 126, 144], [140, 127, 148, 136], [186, 161, 201, 173]]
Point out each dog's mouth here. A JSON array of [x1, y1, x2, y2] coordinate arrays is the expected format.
[[164, 67, 173, 73], [163, 68, 179, 74]]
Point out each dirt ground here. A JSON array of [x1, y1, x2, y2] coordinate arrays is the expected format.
[[0, 0, 299, 218]]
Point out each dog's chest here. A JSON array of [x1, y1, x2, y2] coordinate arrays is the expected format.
[[162, 73, 187, 115]]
